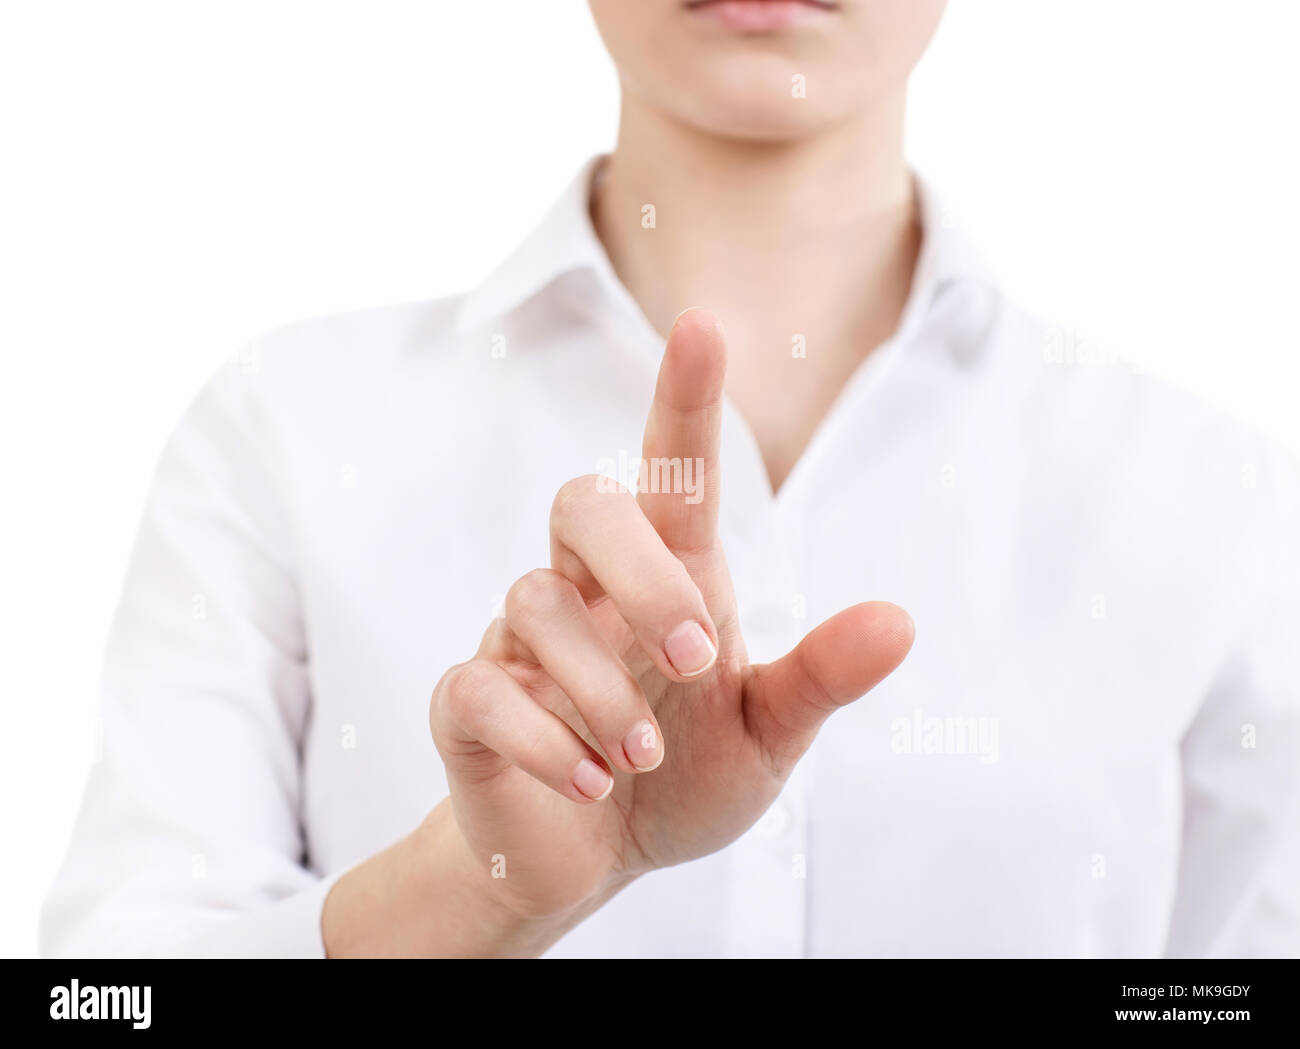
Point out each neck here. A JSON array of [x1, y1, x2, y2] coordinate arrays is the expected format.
[[592, 91, 922, 492], [593, 91, 918, 343]]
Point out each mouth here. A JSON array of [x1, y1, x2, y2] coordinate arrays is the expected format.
[[683, 0, 840, 33]]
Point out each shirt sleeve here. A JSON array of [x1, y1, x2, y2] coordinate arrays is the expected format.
[[39, 351, 338, 958], [1164, 445, 1300, 957]]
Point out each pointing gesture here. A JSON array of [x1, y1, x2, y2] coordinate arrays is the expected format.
[[428, 308, 915, 922]]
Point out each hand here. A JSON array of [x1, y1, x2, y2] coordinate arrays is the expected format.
[[428, 308, 914, 922]]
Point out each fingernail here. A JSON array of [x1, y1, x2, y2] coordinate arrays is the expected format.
[[622, 719, 663, 772], [573, 758, 613, 801], [664, 620, 717, 678]]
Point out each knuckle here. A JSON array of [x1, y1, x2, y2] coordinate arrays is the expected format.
[[550, 476, 594, 526], [505, 568, 567, 623], [589, 672, 645, 720], [551, 473, 631, 528], [641, 563, 701, 621], [516, 720, 554, 770], [439, 659, 499, 729]]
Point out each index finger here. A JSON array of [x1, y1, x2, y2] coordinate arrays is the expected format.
[[638, 308, 727, 553]]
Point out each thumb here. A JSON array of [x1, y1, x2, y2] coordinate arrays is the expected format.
[[745, 602, 915, 777]]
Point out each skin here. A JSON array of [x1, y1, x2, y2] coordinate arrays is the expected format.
[[592, 0, 945, 489], [323, 0, 944, 957]]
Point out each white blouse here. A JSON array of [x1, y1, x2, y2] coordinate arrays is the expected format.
[[41, 158, 1300, 957]]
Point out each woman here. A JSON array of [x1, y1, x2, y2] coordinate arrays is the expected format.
[[42, 0, 1300, 957]]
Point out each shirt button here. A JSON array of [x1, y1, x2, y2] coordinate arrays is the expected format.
[[755, 801, 792, 839]]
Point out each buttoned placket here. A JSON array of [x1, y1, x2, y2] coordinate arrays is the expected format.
[[722, 487, 812, 957], [711, 260, 938, 956]]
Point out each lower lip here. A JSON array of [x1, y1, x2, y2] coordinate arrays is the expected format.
[[686, 1, 836, 32]]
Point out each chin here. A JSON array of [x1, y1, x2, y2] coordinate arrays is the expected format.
[[684, 104, 840, 144], [662, 61, 861, 143]]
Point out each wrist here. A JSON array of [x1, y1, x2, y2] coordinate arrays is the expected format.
[[415, 799, 639, 954], [323, 800, 570, 957], [415, 801, 566, 951]]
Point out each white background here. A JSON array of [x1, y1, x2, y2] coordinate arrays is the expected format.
[[2, 1, 1297, 957]]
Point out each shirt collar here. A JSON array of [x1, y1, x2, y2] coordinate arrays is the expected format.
[[454, 154, 995, 338], [455, 156, 616, 335]]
